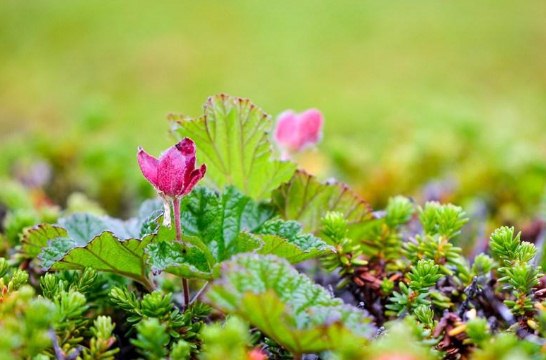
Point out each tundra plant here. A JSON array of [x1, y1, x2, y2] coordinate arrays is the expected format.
[[138, 137, 207, 305], [0, 94, 544, 359]]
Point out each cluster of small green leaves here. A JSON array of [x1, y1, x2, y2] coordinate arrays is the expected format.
[[386, 202, 472, 317], [405, 202, 470, 279], [387, 259, 443, 316], [318, 194, 546, 359], [0, 259, 118, 360], [199, 317, 253, 360], [0, 257, 277, 360], [320, 211, 367, 288], [489, 226, 542, 316], [109, 286, 210, 358], [366, 196, 416, 264]]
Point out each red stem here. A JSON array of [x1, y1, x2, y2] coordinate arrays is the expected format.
[[173, 197, 190, 307]]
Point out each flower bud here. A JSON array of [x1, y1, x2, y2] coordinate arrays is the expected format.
[[274, 109, 323, 157], [137, 138, 206, 198]]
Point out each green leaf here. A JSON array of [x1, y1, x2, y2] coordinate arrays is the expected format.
[[22, 224, 70, 258], [181, 186, 275, 261], [23, 213, 110, 265], [200, 316, 250, 360], [58, 213, 108, 244], [146, 238, 214, 280], [145, 186, 272, 280], [254, 219, 334, 263], [149, 187, 332, 279], [181, 187, 332, 263], [23, 199, 163, 260], [45, 231, 155, 287], [147, 186, 276, 279], [23, 202, 163, 289], [171, 94, 297, 200], [272, 171, 372, 233], [206, 254, 374, 354]]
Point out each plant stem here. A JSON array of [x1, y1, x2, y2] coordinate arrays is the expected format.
[[173, 197, 183, 243], [189, 281, 209, 305], [182, 278, 190, 307], [280, 149, 291, 161], [139, 276, 155, 292], [173, 197, 190, 307], [293, 353, 302, 360]]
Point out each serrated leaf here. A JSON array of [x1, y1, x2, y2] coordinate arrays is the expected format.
[[148, 186, 275, 279], [253, 235, 330, 264], [23, 202, 164, 289], [47, 232, 155, 282], [23, 214, 108, 261], [148, 196, 334, 278], [206, 254, 374, 354], [254, 219, 334, 263], [181, 187, 331, 263], [22, 224, 70, 258], [181, 186, 275, 261], [171, 94, 297, 200], [23, 199, 162, 260], [272, 171, 372, 233], [58, 213, 108, 244], [146, 233, 261, 280], [146, 239, 213, 280]]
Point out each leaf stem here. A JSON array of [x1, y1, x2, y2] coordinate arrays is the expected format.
[[182, 278, 190, 307], [173, 197, 190, 307], [189, 281, 209, 305], [139, 276, 155, 292]]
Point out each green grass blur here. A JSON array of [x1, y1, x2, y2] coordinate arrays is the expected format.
[[1, 1, 545, 218]]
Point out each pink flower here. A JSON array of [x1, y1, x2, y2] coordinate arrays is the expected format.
[[247, 348, 268, 360], [137, 138, 206, 199], [274, 109, 323, 155]]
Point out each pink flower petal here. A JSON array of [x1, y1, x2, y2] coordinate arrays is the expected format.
[[138, 138, 205, 198], [175, 137, 196, 156], [274, 111, 300, 151], [137, 147, 159, 187], [157, 146, 189, 196], [182, 164, 207, 195], [274, 109, 324, 153], [298, 108, 323, 145], [175, 138, 197, 190]]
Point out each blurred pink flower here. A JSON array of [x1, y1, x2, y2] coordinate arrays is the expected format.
[[247, 348, 268, 360], [274, 109, 323, 157], [137, 138, 206, 198]]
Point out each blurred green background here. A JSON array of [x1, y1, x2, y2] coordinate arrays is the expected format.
[[1, 1, 545, 223]]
